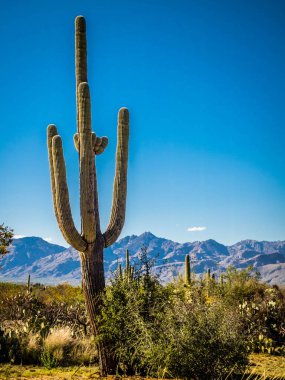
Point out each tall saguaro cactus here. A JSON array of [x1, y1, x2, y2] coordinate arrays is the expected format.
[[47, 16, 129, 374]]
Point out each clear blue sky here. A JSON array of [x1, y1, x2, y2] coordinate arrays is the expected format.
[[1, 0, 285, 246]]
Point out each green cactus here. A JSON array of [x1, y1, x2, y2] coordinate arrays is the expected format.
[[124, 249, 130, 280], [207, 268, 211, 282], [118, 263, 123, 280], [130, 265, 135, 280], [184, 254, 191, 286], [27, 273, 31, 293], [47, 16, 129, 375]]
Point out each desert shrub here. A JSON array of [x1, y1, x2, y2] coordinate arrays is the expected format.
[[0, 283, 90, 365], [0, 292, 48, 334], [0, 283, 26, 301], [155, 298, 248, 379], [0, 327, 21, 363], [99, 258, 170, 375], [0, 286, 87, 337], [71, 336, 97, 364], [0, 325, 43, 365], [34, 283, 84, 306], [240, 286, 285, 354], [99, 254, 248, 379], [214, 266, 265, 305]]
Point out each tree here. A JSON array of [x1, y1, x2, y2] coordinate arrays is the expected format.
[[46, 16, 129, 375], [0, 223, 13, 256]]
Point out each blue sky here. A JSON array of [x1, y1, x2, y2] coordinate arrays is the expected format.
[[0, 0, 285, 246]]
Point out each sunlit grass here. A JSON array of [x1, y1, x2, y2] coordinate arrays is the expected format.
[[243, 353, 285, 379], [0, 364, 100, 379], [0, 354, 284, 379]]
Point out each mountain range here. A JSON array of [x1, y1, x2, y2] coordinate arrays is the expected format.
[[0, 233, 285, 285]]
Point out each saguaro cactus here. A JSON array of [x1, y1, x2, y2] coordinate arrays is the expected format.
[[184, 254, 191, 286], [47, 16, 129, 374], [124, 249, 130, 280], [27, 273, 31, 293]]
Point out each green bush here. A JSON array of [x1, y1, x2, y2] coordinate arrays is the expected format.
[[155, 299, 248, 379], [240, 286, 285, 354], [99, 255, 248, 379], [0, 327, 21, 363]]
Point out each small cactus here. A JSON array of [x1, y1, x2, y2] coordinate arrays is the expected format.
[[184, 254, 191, 286], [118, 263, 123, 280], [130, 265, 135, 280], [124, 249, 131, 281], [27, 274, 31, 293], [206, 268, 211, 285]]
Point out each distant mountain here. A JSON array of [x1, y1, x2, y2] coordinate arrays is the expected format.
[[0, 233, 284, 285]]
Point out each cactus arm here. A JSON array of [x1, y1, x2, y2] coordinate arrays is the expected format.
[[103, 107, 129, 247], [52, 135, 87, 252], [75, 16, 87, 86], [78, 82, 97, 242], [74, 132, 109, 155], [47, 124, 60, 222], [94, 136, 109, 155], [74, 133, 80, 151], [75, 16, 87, 131]]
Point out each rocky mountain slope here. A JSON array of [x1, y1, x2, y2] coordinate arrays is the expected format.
[[0, 233, 284, 285]]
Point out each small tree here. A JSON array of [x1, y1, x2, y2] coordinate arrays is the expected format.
[[0, 223, 13, 256]]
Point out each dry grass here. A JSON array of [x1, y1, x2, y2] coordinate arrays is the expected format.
[[44, 326, 74, 351], [244, 353, 285, 379], [72, 336, 98, 364], [43, 326, 74, 362]]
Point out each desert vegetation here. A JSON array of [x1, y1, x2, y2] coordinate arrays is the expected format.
[[0, 250, 284, 379], [0, 224, 13, 257]]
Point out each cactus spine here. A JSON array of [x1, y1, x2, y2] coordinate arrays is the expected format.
[[47, 16, 129, 375], [184, 254, 191, 286]]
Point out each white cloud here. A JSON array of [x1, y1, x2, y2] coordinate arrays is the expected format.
[[43, 237, 53, 243], [14, 234, 26, 239], [187, 226, 207, 232]]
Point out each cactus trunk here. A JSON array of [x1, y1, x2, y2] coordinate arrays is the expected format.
[[47, 15, 129, 375], [80, 241, 106, 369]]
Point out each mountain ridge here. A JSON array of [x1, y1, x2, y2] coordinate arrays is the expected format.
[[1, 234, 285, 285]]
